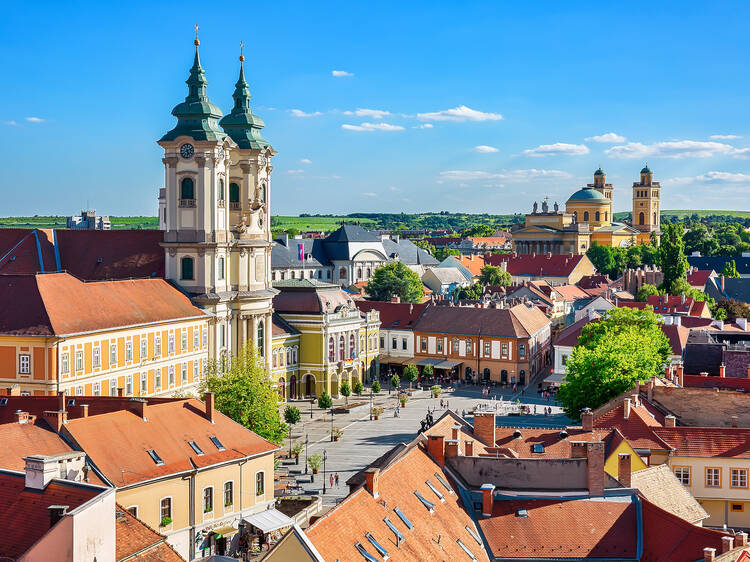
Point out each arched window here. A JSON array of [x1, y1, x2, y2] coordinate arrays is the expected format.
[[218, 179, 225, 200], [292, 346, 298, 364], [583, 211, 589, 222], [229, 183, 240, 203], [180, 178, 194, 201], [357, 268, 362, 280], [272, 350, 278, 368], [595, 211, 600, 222], [291, 271, 296, 279], [366, 268, 371, 278], [339, 335, 345, 361], [349, 334, 356, 359], [286, 348, 292, 364], [639, 212, 645, 225], [328, 337, 335, 362], [653, 211, 657, 224], [181, 256, 194, 280], [218, 256, 225, 280], [573, 211, 578, 221], [257, 321, 264, 356], [604, 212, 608, 221], [339, 267, 347, 280], [260, 183, 266, 202], [317, 270, 322, 279]]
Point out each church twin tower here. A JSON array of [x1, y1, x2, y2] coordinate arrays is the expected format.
[[158, 34, 275, 363]]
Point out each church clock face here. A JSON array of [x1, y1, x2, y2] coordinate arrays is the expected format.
[[180, 143, 194, 159]]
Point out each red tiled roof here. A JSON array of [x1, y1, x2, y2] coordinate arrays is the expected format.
[[356, 301, 428, 330], [554, 314, 598, 347], [578, 274, 611, 289], [0, 420, 74, 472], [594, 402, 671, 451], [478, 497, 637, 559], [0, 471, 103, 559], [414, 303, 550, 338], [490, 426, 611, 458], [553, 284, 590, 301], [661, 324, 690, 356], [0, 273, 204, 336], [647, 294, 705, 316], [271, 313, 299, 337], [618, 301, 648, 309], [687, 269, 714, 288], [306, 442, 489, 561], [62, 399, 278, 486], [455, 254, 485, 276], [0, 229, 57, 275], [116, 504, 184, 561], [485, 253, 585, 277], [641, 495, 729, 561], [682, 374, 750, 391], [654, 426, 750, 458]]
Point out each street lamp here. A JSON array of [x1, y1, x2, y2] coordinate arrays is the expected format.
[[310, 398, 314, 419], [369, 389, 373, 421], [330, 407, 335, 442], [322, 450, 328, 495], [304, 433, 309, 475], [288, 425, 293, 458]]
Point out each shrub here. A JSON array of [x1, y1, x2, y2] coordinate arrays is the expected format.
[[353, 380, 364, 395], [160, 516, 172, 527], [372, 380, 381, 393], [307, 453, 322, 471], [318, 391, 333, 410]]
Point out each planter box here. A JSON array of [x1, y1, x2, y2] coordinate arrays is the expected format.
[[332, 402, 368, 415]]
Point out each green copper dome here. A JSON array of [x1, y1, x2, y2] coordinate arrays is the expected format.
[[641, 165, 652, 174], [594, 167, 605, 176], [160, 42, 226, 143], [567, 186, 607, 202], [219, 56, 270, 149]]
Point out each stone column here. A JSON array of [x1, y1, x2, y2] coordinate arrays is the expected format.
[[251, 315, 259, 353], [195, 155, 207, 239], [241, 315, 248, 352], [162, 156, 179, 234], [239, 161, 253, 211]]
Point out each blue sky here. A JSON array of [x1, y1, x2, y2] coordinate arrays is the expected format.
[[2, 1, 750, 216]]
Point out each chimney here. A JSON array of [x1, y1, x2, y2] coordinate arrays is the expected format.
[[24, 455, 59, 489], [48, 505, 69, 529], [480, 483, 495, 517], [427, 435, 445, 467], [44, 410, 67, 432], [623, 398, 631, 420], [618, 453, 632, 488], [704, 548, 716, 562], [15, 410, 30, 424], [58, 391, 65, 414], [677, 364, 684, 386], [732, 415, 739, 428], [647, 379, 654, 402], [444, 439, 460, 460], [465, 440, 474, 456], [721, 536, 734, 554], [735, 531, 748, 547], [719, 364, 726, 378], [391, 296, 401, 304], [586, 441, 605, 496], [129, 398, 148, 420], [581, 408, 594, 431], [473, 412, 496, 446], [665, 415, 676, 427], [80, 404, 89, 418], [364, 468, 380, 498], [721, 275, 725, 292], [205, 392, 215, 423], [451, 425, 461, 440]]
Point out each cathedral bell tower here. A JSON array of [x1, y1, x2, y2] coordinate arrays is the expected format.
[[158, 32, 276, 366], [632, 165, 660, 232]]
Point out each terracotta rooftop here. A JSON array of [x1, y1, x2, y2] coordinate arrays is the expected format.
[[484, 253, 586, 277], [455, 254, 486, 276], [654, 426, 750, 458], [271, 313, 299, 337], [62, 399, 278, 486], [116, 504, 184, 561], [647, 294, 707, 317], [0, 470, 105, 559], [491, 426, 612, 459], [578, 274, 612, 289], [355, 300, 427, 330], [687, 269, 715, 289], [413, 302, 550, 338], [553, 314, 599, 347], [306, 441, 489, 561], [553, 283, 590, 301], [0, 273, 205, 336], [0, 420, 74, 472], [594, 400, 671, 451], [477, 497, 638, 559], [630, 464, 708, 524]]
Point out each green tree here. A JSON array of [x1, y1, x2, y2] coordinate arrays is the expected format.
[[390, 374, 400, 391], [414, 239, 436, 256], [479, 265, 513, 287], [636, 283, 661, 302], [721, 260, 740, 278], [318, 391, 333, 410], [371, 379, 381, 393], [340, 381, 351, 404], [462, 224, 496, 237], [715, 307, 728, 321], [457, 283, 483, 300], [200, 347, 287, 444], [659, 223, 688, 294], [284, 405, 301, 426], [422, 364, 434, 378], [353, 380, 364, 395], [434, 248, 461, 261], [557, 307, 671, 419], [714, 299, 750, 321], [366, 262, 425, 303], [587, 244, 616, 277], [403, 364, 419, 389]]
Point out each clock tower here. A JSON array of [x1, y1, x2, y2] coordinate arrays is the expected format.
[[158, 34, 276, 366]]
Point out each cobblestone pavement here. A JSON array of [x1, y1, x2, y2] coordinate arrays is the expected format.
[[278, 383, 568, 510]]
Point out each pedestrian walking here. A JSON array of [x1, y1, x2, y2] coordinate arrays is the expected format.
[[329, 474, 334, 488], [335, 473, 340, 487]]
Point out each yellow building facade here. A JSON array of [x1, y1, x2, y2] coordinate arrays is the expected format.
[[513, 167, 659, 255]]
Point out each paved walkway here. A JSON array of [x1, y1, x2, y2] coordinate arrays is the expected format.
[[279, 384, 569, 510]]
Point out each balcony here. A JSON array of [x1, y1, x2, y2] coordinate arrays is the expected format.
[[179, 199, 196, 208], [229, 202, 241, 211]]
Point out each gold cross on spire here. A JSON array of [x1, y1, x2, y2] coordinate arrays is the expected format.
[[194, 23, 200, 46], [239, 40, 245, 62]]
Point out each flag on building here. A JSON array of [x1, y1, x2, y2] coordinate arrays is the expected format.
[[298, 243, 304, 261]]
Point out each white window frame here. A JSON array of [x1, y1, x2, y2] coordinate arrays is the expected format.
[[181, 363, 188, 384], [255, 471, 265, 497], [75, 350, 84, 372], [93, 346, 100, 369], [109, 379, 117, 396], [93, 382, 100, 396], [193, 361, 198, 381], [125, 341, 133, 362], [125, 374, 133, 396], [140, 337, 147, 361], [110, 343, 117, 366], [155, 370, 162, 390], [159, 496, 172, 522], [140, 372, 147, 394], [61, 352, 70, 375], [168, 334, 175, 355], [18, 354, 31, 375], [202, 327, 208, 347], [223, 480, 234, 508], [193, 329, 199, 350], [203, 486, 214, 514], [169, 366, 175, 387], [155, 335, 162, 357], [181, 331, 188, 352]]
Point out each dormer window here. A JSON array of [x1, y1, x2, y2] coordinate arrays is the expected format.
[[147, 449, 164, 466], [188, 441, 204, 455], [210, 436, 225, 451]]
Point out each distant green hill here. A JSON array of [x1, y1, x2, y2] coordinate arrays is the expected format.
[[0, 216, 158, 230]]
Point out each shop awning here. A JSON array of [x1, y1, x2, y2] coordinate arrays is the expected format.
[[379, 355, 411, 365], [544, 372, 566, 385], [416, 358, 444, 367], [211, 525, 239, 539], [435, 360, 462, 369], [243, 508, 294, 533]]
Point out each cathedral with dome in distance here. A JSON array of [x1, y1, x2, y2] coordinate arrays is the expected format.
[[158, 30, 277, 365], [511, 166, 660, 255]]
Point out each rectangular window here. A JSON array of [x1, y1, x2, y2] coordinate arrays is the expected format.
[[483, 342, 490, 356], [188, 441, 204, 455], [218, 257, 225, 280], [402, 338, 407, 351], [140, 337, 147, 360], [140, 373, 147, 394], [61, 352, 70, 374], [501, 343, 508, 357], [420, 337, 427, 352], [19, 354, 30, 374], [127, 506, 138, 517], [155, 370, 162, 390], [110, 343, 117, 365], [256, 472, 265, 496], [224, 481, 234, 507], [519, 344, 526, 359], [203, 487, 213, 513], [93, 382, 100, 396], [379, 336, 384, 349], [109, 379, 117, 396], [706, 467, 722, 488], [193, 361, 198, 381], [125, 374, 132, 396], [732, 503, 745, 512], [193, 329, 199, 350], [75, 385, 83, 396], [181, 331, 188, 352], [220, 325, 225, 348], [731, 468, 748, 489], [201, 359, 206, 379], [75, 350, 83, 371], [125, 341, 132, 362], [168, 334, 175, 355], [155, 336, 162, 357], [93, 347, 100, 369], [169, 366, 175, 387], [437, 338, 443, 353], [181, 364, 188, 384], [202, 327, 208, 347], [160, 497, 171, 520], [562, 355, 568, 365], [392, 338, 397, 350]]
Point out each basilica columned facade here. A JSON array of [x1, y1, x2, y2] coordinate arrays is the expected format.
[[158, 36, 276, 366]]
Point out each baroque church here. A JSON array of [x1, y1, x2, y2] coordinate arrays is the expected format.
[[512, 167, 661, 255], [157, 33, 276, 363]]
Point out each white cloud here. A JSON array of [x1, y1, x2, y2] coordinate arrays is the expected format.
[[287, 169, 304, 174], [414, 123, 434, 129], [585, 132, 626, 143], [439, 169, 572, 182], [523, 143, 590, 157], [25, 117, 45, 123], [289, 109, 322, 117], [5, 120, 18, 126], [605, 140, 750, 159], [710, 134, 742, 140], [389, 186, 401, 192], [341, 122, 405, 132], [300, 158, 312, 164], [473, 145, 499, 153], [343, 108, 391, 119], [417, 105, 503, 122], [363, 192, 377, 197], [666, 171, 750, 186], [332, 70, 353, 77]]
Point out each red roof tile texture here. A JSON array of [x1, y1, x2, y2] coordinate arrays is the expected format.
[[478, 497, 637, 559], [484, 253, 585, 277], [687, 269, 715, 288], [356, 300, 427, 330], [62, 399, 278, 486], [490, 426, 612, 459], [654, 426, 750, 458], [0, 471, 103, 559], [414, 303, 550, 338], [116, 504, 184, 561], [594, 401, 671, 451], [306, 443, 489, 561], [0, 273, 204, 336], [0, 421, 74, 472]]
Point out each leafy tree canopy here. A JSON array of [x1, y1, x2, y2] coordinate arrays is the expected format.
[[200, 347, 287, 444], [636, 283, 662, 302], [366, 261, 424, 303], [721, 259, 741, 278], [659, 223, 688, 294], [457, 283, 484, 300], [284, 405, 301, 426], [479, 265, 513, 287], [557, 307, 671, 419], [317, 391, 333, 410]]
